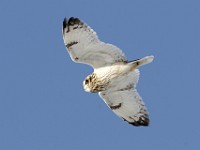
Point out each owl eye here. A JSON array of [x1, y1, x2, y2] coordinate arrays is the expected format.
[[85, 79, 89, 84]]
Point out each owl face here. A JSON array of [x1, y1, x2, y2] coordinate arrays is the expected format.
[[83, 74, 106, 93], [83, 76, 92, 92]]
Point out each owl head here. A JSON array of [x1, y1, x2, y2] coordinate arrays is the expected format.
[[83, 74, 106, 93], [83, 75, 93, 92]]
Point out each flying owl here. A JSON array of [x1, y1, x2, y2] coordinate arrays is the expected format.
[[62, 17, 154, 126]]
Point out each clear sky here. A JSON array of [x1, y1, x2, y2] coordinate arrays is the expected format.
[[0, 0, 200, 150]]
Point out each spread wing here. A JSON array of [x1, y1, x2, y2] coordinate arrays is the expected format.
[[99, 89, 149, 126], [62, 17, 127, 68]]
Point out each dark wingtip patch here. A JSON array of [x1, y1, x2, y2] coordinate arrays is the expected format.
[[130, 118, 149, 127], [129, 120, 149, 127], [63, 17, 81, 33], [63, 17, 68, 30], [68, 17, 75, 25], [68, 17, 80, 25], [122, 116, 149, 127]]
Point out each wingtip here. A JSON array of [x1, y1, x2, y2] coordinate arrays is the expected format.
[[122, 116, 149, 127], [63, 17, 68, 29], [68, 17, 81, 25], [129, 119, 149, 127], [63, 17, 81, 30]]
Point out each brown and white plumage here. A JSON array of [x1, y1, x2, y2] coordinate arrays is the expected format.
[[62, 17, 154, 126]]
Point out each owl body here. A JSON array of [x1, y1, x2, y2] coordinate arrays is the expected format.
[[83, 62, 140, 93]]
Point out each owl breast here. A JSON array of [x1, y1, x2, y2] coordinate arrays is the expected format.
[[84, 63, 136, 93]]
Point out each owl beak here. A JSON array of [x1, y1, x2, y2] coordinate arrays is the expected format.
[[83, 83, 90, 92], [84, 88, 91, 92]]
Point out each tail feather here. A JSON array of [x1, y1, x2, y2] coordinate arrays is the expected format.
[[129, 55, 154, 70]]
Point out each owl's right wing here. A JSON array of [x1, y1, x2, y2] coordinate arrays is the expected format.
[[99, 88, 149, 126], [62, 17, 127, 69]]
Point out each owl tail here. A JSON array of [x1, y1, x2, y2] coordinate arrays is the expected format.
[[129, 55, 154, 71]]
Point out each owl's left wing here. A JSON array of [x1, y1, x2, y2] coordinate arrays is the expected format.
[[99, 89, 149, 126], [62, 17, 127, 69]]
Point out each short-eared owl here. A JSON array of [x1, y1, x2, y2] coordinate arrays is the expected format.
[[62, 17, 154, 126]]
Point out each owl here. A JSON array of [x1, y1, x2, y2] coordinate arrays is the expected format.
[[62, 17, 154, 126]]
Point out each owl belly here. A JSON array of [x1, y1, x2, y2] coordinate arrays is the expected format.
[[94, 66, 139, 92]]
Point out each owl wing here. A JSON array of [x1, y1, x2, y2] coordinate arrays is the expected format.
[[62, 17, 127, 68], [99, 88, 149, 126]]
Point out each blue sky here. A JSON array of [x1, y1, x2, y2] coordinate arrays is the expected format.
[[0, 0, 200, 149]]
